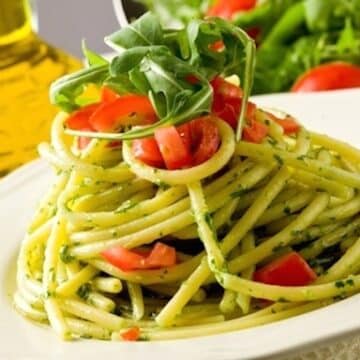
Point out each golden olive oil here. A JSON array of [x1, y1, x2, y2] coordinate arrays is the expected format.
[[0, 0, 82, 175]]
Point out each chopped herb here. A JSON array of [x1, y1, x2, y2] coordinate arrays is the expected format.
[[283, 206, 291, 215], [346, 279, 355, 286], [60, 245, 74, 264], [273, 154, 284, 166], [277, 297, 289, 303], [335, 280, 345, 288], [77, 284, 91, 300]]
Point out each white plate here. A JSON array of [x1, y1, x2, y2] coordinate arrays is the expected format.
[[1, 89, 360, 360]]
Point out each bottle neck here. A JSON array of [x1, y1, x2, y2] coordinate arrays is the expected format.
[[0, 0, 33, 46]]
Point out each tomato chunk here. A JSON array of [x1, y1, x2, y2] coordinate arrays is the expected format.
[[243, 121, 268, 143], [121, 327, 140, 342], [191, 117, 220, 166], [101, 247, 146, 272], [100, 86, 119, 103], [154, 126, 193, 170], [254, 252, 317, 286], [65, 103, 99, 131], [132, 137, 165, 168], [89, 95, 157, 132], [102, 243, 177, 272], [144, 242, 177, 269], [207, 0, 257, 20], [264, 111, 300, 135], [292, 62, 360, 92]]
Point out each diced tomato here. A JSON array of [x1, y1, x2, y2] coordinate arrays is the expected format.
[[246, 27, 261, 42], [121, 327, 140, 342], [209, 40, 225, 52], [154, 126, 193, 170], [185, 74, 200, 85], [102, 243, 177, 272], [65, 103, 99, 131], [211, 76, 243, 102], [291, 62, 360, 92], [177, 123, 192, 151], [144, 242, 177, 269], [211, 76, 257, 130], [65, 103, 100, 150], [254, 252, 317, 286], [265, 111, 300, 135], [242, 121, 268, 143], [191, 117, 220, 165], [89, 95, 157, 132], [132, 137, 165, 168], [101, 247, 147, 272], [207, 0, 257, 20], [100, 86, 119, 103], [77, 126, 94, 150]]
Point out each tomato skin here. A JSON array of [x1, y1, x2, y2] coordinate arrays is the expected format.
[[191, 117, 221, 166], [207, 0, 257, 20], [121, 327, 140, 341], [65, 103, 99, 131], [101, 243, 177, 272], [154, 126, 193, 170], [292, 62, 360, 92], [254, 252, 317, 286], [100, 86, 119, 103], [132, 137, 165, 168], [264, 111, 300, 135], [243, 121, 268, 143], [101, 247, 146, 272], [65, 103, 100, 150], [177, 123, 192, 152], [144, 242, 177, 269], [89, 95, 157, 132], [211, 76, 243, 129]]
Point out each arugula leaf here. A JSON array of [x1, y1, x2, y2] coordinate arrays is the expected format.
[[82, 40, 108, 67], [105, 12, 163, 51], [54, 12, 255, 140], [137, 0, 212, 27], [50, 65, 108, 112]]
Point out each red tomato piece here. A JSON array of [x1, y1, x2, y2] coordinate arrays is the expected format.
[[254, 252, 317, 286], [185, 74, 200, 85], [65, 103, 99, 131], [207, 0, 257, 20], [291, 62, 360, 92], [144, 242, 177, 269], [242, 121, 268, 143], [211, 76, 243, 101], [265, 111, 300, 135], [209, 40, 225, 52], [177, 123, 192, 151], [132, 137, 165, 168], [121, 327, 140, 342], [77, 126, 94, 150], [101, 246, 147, 272], [191, 117, 221, 166], [89, 95, 157, 132], [100, 86, 119, 103], [154, 126, 193, 170]]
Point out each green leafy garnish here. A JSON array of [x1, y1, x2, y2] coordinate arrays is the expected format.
[[51, 12, 255, 141]]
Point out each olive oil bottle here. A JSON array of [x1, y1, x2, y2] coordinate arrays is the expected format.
[[0, 0, 82, 176]]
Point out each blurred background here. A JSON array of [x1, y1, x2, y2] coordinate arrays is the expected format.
[[37, 0, 144, 57]]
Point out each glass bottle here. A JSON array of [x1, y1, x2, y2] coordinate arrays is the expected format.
[[0, 0, 82, 176]]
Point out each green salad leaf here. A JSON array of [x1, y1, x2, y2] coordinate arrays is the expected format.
[[51, 12, 255, 140]]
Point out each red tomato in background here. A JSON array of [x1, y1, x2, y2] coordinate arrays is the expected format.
[[207, 0, 257, 20], [292, 62, 360, 92], [254, 252, 317, 286]]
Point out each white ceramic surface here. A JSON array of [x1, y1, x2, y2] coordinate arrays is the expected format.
[[1, 89, 360, 360]]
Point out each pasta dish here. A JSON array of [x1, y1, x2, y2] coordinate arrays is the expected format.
[[14, 13, 360, 342]]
